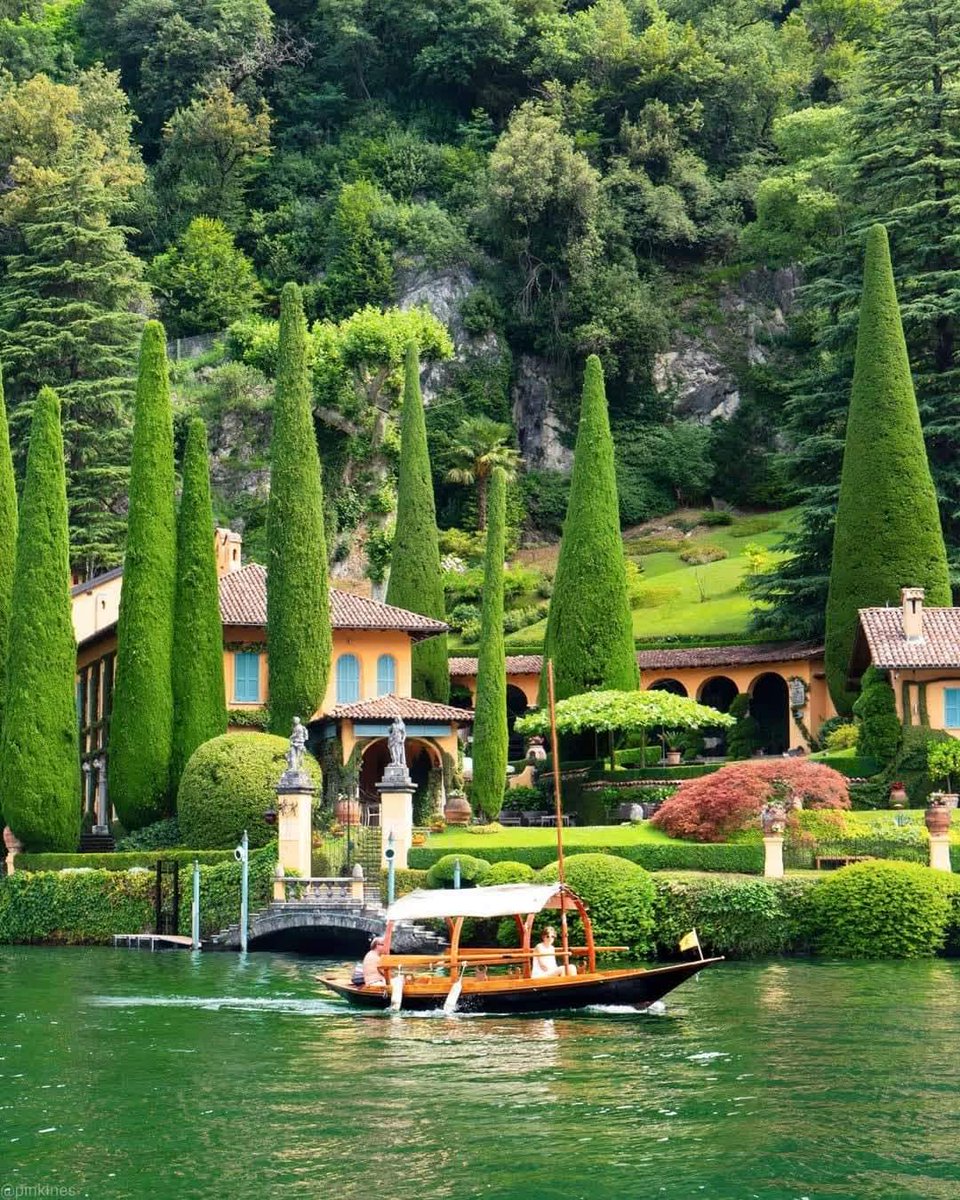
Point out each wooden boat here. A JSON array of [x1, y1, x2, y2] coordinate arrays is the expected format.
[[320, 660, 721, 1015], [320, 880, 721, 1014]]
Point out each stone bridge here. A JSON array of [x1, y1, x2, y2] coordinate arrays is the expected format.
[[209, 900, 447, 955]]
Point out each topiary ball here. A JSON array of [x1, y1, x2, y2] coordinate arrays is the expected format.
[[177, 733, 322, 849], [809, 860, 960, 958], [425, 853, 491, 889], [479, 860, 535, 886], [536, 853, 656, 956]]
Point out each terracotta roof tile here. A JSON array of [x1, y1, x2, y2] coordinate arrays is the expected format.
[[322, 694, 473, 722], [218, 563, 448, 637], [858, 606, 960, 669], [448, 643, 823, 678]]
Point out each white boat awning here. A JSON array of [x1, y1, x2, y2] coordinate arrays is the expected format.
[[386, 882, 572, 923]]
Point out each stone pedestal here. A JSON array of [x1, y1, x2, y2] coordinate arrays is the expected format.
[[929, 833, 952, 873], [377, 766, 415, 869], [276, 769, 315, 882], [763, 833, 785, 879], [3, 826, 21, 876], [351, 863, 365, 902]]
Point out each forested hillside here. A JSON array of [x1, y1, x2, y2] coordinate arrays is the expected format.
[[0, 0, 957, 642]]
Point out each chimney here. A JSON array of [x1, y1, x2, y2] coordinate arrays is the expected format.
[[215, 527, 243, 578], [901, 587, 924, 642]]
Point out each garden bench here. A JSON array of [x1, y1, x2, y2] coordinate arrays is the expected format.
[[814, 855, 874, 871], [500, 814, 522, 827]]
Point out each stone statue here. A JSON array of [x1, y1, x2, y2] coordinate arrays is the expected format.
[[287, 716, 309, 773], [387, 716, 406, 767]]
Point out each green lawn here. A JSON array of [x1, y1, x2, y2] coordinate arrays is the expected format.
[[424, 824, 685, 849], [505, 507, 798, 649]]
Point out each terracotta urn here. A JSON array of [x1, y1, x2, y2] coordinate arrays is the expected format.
[[924, 801, 951, 836], [889, 783, 908, 809], [665, 749, 682, 767], [443, 792, 472, 826], [2, 825, 21, 855], [333, 796, 361, 826]]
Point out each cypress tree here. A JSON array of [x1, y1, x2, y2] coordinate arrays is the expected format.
[[471, 467, 508, 821], [825, 225, 951, 710], [109, 322, 177, 828], [386, 341, 448, 701], [0, 364, 18, 742], [541, 355, 637, 703], [266, 283, 331, 734], [171, 417, 227, 786], [0, 388, 79, 851]]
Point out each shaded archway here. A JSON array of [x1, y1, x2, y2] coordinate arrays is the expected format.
[[358, 737, 441, 823], [647, 678, 688, 697], [507, 684, 530, 759], [697, 676, 739, 757], [751, 673, 790, 755]]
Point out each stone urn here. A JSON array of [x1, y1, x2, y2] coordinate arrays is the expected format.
[[924, 800, 951, 836], [333, 795, 362, 826], [760, 803, 787, 835], [889, 783, 908, 809], [443, 791, 472, 826], [665, 749, 682, 767]]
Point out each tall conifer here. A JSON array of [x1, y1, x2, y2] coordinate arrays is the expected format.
[[109, 322, 177, 827], [825, 225, 951, 709], [0, 388, 79, 851], [171, 418, 227, 786], [266, 283, 331, 734], [0, 364, 18, 742], [386, 341, 449, 701], [471, 467, 508, 820], [541, 355, 637, 703]]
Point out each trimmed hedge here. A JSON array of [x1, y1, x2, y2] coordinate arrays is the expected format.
[[0, 868, 155, 944], [16, 849, 235, 872], [425, 854, 491, 888], [614, 747, 663, 768], [479, 860, 535, 885], [381, 868, 428, 898], [177, 732, 322, 849], [624, 765, 723, 781], [812, 754, 881, 778], [653, 875, 820, 959], [808, 860, 960, 958], [536, 854, 655, 955], [409, 841, 763, 874], [176, 846, 277, 939]]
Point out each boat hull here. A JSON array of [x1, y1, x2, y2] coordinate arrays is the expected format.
[[320, 958, 721, 1014]]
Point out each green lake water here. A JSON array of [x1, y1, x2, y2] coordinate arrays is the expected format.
[[3, 948, 960, 1199]]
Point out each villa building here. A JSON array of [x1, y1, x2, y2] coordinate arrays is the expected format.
[[73, 530, 468, 824]]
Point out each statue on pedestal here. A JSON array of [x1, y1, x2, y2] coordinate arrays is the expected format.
[[286, 716, 309, 773], [388, 716, 406, 767]]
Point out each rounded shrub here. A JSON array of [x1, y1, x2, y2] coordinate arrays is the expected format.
[[536, 854, 656, 956], [425, 853, 491, 889], [177, 733, 322, 849], [808, 860, 960, 958], [479, 860, 535, 886]]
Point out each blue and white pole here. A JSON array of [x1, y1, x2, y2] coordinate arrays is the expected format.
[[236, 830, 249, 954]]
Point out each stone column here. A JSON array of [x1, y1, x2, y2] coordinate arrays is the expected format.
[[929, 834, 952, 873], [276, 769, 315, 882], [377, 763, 415, 870], [762, 834, 785, 879]]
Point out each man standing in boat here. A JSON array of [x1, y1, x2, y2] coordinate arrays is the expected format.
[[531, 926, 577, 978]]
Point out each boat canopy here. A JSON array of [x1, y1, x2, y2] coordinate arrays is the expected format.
[[385, 882, 579, 923]]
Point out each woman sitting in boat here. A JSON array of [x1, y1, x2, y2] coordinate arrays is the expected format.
[[531, 926, 577, 978]]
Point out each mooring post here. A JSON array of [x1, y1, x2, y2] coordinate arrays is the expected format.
[[191, 859, 201, 950], [237, 830, 249, 954], [453, 857, 461, 890], [386, 831, 396, 906]]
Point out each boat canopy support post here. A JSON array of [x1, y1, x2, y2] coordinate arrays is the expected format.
[[546, 659, 571, 975]]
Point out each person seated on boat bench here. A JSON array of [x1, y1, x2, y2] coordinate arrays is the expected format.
[[531, 925, 577, 978], [362, 936, 387, 987]]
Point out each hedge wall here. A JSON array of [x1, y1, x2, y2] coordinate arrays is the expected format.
[[810, 754, 881, 778], [408, 841, 762, 873], [16, 849, 235, 872]]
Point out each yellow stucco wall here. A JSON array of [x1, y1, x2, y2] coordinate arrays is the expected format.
[[72, 574, 123, 644], [894, 671, 960, 733]]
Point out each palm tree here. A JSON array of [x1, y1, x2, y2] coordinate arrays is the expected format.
[[445, 416, 521, 530]]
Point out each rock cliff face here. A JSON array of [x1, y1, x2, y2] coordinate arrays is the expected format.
[[511, 354, 573, 472], [652, 266, 801, 424]]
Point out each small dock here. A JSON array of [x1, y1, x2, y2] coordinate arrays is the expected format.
[[113, 933, 195, 951]]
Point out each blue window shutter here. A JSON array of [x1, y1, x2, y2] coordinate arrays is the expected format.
[[234, 652, 260, 703], [945, 689, 960, 728], [376, 654, 396, 697], [336, 655, 361, 704]]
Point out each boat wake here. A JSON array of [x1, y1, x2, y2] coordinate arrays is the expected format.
[[86, 994, 342, 1016]]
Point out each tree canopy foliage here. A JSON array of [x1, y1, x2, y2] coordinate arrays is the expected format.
[[515, 689, 734, 739]]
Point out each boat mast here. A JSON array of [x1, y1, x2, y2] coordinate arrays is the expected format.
[[546, 658, 571, 972]]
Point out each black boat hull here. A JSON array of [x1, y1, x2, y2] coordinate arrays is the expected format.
[[320, 958, 721, 1014]]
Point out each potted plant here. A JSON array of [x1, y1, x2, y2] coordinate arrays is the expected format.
[[660, 730, 683, 767], [924, 794, 952, 835], [888, 781, 908, 809], [926, 740, 960, 809]]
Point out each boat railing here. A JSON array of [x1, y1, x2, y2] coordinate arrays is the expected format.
[[276, 876, 379, 907]]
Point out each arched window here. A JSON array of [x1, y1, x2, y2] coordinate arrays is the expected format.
[[336, 654, 361, 704], [376, 654, 396, 697]]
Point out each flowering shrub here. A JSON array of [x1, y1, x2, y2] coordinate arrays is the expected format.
[[824, 723, 859, 751], [651, 759, 849, 842]]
